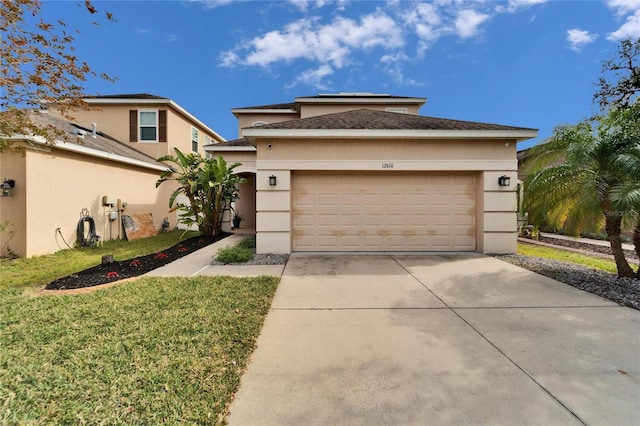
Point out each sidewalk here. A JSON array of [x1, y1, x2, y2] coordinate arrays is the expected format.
[[540, 232, 634, 251], [144, 231, 285, 278]]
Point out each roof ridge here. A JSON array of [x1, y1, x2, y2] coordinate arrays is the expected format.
[[248, 108, 537, 132]]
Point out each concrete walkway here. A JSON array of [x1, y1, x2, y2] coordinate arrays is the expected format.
[[144, 232, 285, 278], [227, 253, 640, 425]]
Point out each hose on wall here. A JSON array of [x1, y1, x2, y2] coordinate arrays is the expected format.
[[77, 216, 99, 247]]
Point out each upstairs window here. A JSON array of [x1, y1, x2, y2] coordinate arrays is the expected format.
[[191, 127, 199, 152], [129, 109, 167, 142], [139, 110, 158, 141]]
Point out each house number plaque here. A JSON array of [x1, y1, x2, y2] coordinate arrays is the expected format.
[[382, 162, 394, 169]]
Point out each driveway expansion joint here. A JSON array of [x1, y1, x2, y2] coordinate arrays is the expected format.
[[392, 257, 590, 426]]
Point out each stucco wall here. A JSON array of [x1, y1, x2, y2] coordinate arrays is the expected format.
[[253, 137, 518, 254], [0, 150, 27, 257], [48, 105, 219, 159], [1, 146, 176, 257], [300, 103, 421, 118], [236, 112, 297, 137]]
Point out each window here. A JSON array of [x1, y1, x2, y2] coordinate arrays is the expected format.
[[139, 110, 158, 142], [252, 121, 268, 127], [191, 127, 199, 152], [385, 107, 407, 114], [130, 109, 166, 142]]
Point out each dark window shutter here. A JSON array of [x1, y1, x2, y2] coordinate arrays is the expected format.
[[159, 110, 167, 142], [129, 110, 137, 142]]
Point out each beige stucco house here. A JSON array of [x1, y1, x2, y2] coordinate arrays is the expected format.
[[206, 93, 537, 254], [0, 94, 225, 257]]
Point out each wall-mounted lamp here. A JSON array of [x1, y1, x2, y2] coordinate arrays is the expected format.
[[1, 179, 15, 197], [269, 175, 277, 187], [498, 175, 511, 187]]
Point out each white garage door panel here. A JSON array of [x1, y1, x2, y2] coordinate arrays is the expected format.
[[292, 172, 476, 251]]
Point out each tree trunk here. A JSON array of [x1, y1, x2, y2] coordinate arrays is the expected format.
[[634, 219, 640, 279], [606, 214, 636, 278]]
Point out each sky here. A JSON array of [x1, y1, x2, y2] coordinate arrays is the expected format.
[[38, 0, 640, 149]]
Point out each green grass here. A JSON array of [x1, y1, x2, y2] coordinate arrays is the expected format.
[[214, 237, 257, 264], [0, 231, 280, 424], [0, 230, 199, 291], [0, 275, 279, 425], [517, 241, 624, 274], [236, 236, 256, 250]]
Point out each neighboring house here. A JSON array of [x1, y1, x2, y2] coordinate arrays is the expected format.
[[206, 92, 537, 254], [1, 94, 225, 257], [47, 94, 225, 159]]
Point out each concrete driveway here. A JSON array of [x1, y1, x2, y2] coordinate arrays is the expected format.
[[227, 254, 640, 426]]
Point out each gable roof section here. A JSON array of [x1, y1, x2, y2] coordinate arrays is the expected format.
[[86, 93, 167, 100], [19, 111, 167, 171], [204, 138, 256, 152], [82, 94, 226, 143], [243, 109, 538, 142]]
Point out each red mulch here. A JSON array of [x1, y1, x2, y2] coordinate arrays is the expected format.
[[45, 234, 227, 290]]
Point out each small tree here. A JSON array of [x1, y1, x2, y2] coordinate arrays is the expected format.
[[594, 38, 640, 110], [525, 115, 639, 278], [156, 149, 246, 236], [1, 0, 115, 150], [525, 38, 640, 278]]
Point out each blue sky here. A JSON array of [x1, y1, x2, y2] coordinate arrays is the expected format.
[[40, 0, 640, 149]]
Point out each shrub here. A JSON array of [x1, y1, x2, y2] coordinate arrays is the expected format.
[[215, 246, 254, 264], [237, 236, 256, 250]]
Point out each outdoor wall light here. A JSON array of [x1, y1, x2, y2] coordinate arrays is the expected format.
[[498, 175, 511, 187], [1, 179, 15, 197], [269, 175, 277, 187]]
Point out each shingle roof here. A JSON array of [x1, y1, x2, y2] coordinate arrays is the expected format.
[[27, 111, 164, 168], [232, 102, 297, 111], [251, 109, 536, 132], [86, 93, 168, 100], [209, 138, 253, 147]]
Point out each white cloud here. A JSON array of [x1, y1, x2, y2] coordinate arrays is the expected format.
[[607, 9, 640, 40], [222, 11, 403, 69], [606, 0, 640, 16], [189, 0, 233, 9], [567, 28, 598, 51], [380, 52, 422, 86], [496, 0, 548, 13], [166, 34, 178, 42], [605, 0, 640, 40], [135, 27, 150, 34], [216, 0, 559, 89], [219, 50, 240, 67], [401, 2, 446, 44], [455, 10, 490, 39], [286, 64, 334, 89]]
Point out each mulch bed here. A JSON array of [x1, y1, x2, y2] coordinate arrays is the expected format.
[[45, 233, 228, 291]]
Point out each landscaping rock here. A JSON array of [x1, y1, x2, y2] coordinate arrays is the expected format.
[[495, 254, 640, 310]]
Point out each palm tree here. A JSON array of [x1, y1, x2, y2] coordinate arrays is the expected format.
[[607, 104, 640, 276], [156, 149, 245, 236], [524, 119, 638, 278]]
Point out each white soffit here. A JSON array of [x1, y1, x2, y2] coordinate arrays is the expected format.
[[243, 128, 539, 142], [204, 145, 257, 152]]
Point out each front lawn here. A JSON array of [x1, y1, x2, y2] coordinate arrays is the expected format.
[[518, 241, 624, 274], [0, 275, 279, 424], [0, 230, 200, 291]]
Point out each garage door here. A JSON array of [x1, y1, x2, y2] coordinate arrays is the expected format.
[[292, 172, 476, 251]]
